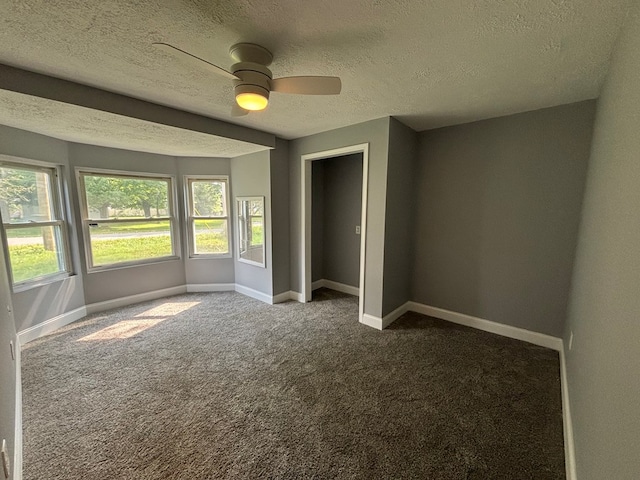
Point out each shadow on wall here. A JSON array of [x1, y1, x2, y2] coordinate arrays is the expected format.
[[311, 153, 363, 291], [17, 277, 79, 332]]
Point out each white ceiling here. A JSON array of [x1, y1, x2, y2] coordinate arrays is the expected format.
[[0, 0, 632, 155]]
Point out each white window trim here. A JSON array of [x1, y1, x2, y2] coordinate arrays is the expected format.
[[184, 175, 232, 259], [0, 157, 72, 289], [76, 167, 181, 272], [236, 195, 266, 268]]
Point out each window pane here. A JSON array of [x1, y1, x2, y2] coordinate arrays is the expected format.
[[6, 225, 65, 283], [193, 219, 229, 254], [89, 221, 173, 266], [250, 216, 264, 246], [83, 175, 170, 220], [0, 166, 55, 223], [191, 180, 226, 217], [248, 198, 263, 215], [247, 199, 264, 247]]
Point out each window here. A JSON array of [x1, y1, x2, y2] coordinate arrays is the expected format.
[[78, 170, 178, 270], [237, 196, 265, 267], [0, 161, 70, 286], [186, 177, 230, 257]]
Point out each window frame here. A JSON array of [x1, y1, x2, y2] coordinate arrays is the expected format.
[[0, 156, 72, 289], [77, 168, 180, 272], [236, 195, 266, 268], [184, 175, 232, 259]]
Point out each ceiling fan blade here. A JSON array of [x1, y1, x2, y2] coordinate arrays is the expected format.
[[153, 42, 239, 80], [270, 76, 341, 95], [231, 103, 249, 117]]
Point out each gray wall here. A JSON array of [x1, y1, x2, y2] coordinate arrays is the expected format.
[[413, 101, 596, 337], [68, 143, 186, 305], [0, 125, 86, 332], [312, 154, 363, 288], [383, 118, 418, 316], [289, 118, 390, 317], [13, 277, 84, 333], [177, 156, 235, 286], [231, 150, 273, 296], [0, 223, 17, 478], [269, 139, 290, 296], [311, 162, 325, 282], [564, 4, 640, 478]]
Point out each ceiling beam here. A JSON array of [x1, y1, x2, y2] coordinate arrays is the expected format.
[[0, 63, 275, 149]]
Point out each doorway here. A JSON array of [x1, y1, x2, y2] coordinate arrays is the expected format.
[[301, 144, 369, 322]]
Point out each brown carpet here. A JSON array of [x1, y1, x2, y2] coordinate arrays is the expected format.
[[21, 289, 565, 479]]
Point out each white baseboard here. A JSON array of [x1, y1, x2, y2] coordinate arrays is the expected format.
[[187, 283, 293, 305], [17, 306, 87, 345], [186, 283, 290, 305], [407, 302, 563, 351], [234, 285, 301, 305], [85, 285, 187, 315], [361, 302, 563, 352], [312, 279, 360, 297], [186, 283, 235, 293], [14, 335, 22, 480], [560, 345, 576, 480], [360, 302, 410, 330], [234, 284, 273, 304], [360, 313, 383, 330], [272, 291, 294, 304], [289, 291, 304, 303], [382, 302, 410, 328]]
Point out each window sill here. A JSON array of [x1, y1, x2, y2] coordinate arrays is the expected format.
[[87, 256, 181, 274], [188, 253, 232, 260], [12, 273, 74, 293]]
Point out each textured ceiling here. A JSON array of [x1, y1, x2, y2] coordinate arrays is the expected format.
[[0, 0, 632, 155]]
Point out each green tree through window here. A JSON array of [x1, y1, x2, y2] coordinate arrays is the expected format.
[[0, 163, 70, 284], [186, 177, 230, 256], [79, 171, 177, 269]]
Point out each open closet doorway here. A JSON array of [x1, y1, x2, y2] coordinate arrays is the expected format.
[[301, 144, 369, 322]]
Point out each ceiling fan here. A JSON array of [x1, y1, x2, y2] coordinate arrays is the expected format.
[[153, 42, 342, 116]]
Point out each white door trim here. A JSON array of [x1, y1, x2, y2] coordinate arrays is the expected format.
[[300, 143, 369, 322]]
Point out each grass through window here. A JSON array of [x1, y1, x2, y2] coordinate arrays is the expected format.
[[8, 228, 229, 276]]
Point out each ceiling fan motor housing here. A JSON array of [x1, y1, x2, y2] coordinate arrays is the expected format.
[[232, 62, 272, 101], [154, 41, 340, 114]]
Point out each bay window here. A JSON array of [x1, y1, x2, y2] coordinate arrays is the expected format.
[[78, 170, 178, 270]]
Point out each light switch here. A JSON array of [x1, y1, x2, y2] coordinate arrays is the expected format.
[[355, 226, 361, 235]]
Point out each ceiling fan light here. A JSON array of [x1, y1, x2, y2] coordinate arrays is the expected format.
[[236, 92, 268, 111]]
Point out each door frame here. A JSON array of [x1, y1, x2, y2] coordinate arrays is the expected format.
[[300, 143, 369, 322]]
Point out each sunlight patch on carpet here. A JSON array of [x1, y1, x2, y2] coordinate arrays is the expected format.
[[77, 302, 199, 341], [77, 318, 166, 341], [135, 302, 201, 318]]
